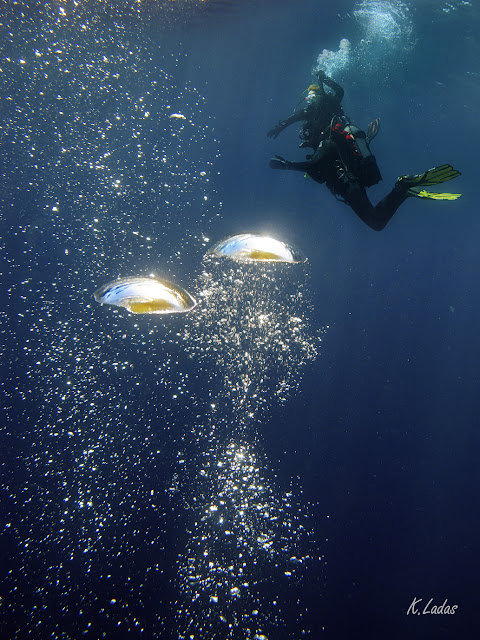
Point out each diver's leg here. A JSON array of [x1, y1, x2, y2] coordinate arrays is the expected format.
[[371, 183, 411, 229], [341, 181, 409, 231], [343, 165, 462, 230]]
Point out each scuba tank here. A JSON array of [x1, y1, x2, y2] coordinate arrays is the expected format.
[[331, 120, 382, 188]]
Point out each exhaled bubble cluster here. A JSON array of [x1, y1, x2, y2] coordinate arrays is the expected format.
[[184, 258, 321, 431], [170, 258, 326, 638], [353, 0, 413, 45], [174, 438, 320, 639], [315, 0, 414, 82]]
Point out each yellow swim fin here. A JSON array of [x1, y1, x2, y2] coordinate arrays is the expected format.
[[407, 187, 462, 201], [398, 164, 461, 189]]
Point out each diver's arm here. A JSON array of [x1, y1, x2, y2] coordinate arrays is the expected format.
[[267, 109, 307, 139], [322, 76, 344, 102]]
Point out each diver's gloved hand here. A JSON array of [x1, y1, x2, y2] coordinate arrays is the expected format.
[[267, 122, 285, 139], [269, 155, 291, 170]]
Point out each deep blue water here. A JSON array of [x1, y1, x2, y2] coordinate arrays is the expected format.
[[2, 1, 480, 639]]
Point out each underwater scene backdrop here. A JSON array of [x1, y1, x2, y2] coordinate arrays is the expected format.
[[1, 1, 480, 638]]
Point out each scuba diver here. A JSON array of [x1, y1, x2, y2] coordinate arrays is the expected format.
[[268, 69, 345, 153], [268, 72, 461, 231]]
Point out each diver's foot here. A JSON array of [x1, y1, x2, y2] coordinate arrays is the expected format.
[[269, 155, 291, 170]]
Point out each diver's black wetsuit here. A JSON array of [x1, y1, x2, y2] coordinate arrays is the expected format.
[[267, 74, 345, 151], [276, 137, 409, 232], [337, 179, 409, 231]]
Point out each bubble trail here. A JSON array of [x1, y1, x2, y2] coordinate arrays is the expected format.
[[170, 258, 327, 638], [1, 3, 221, 638]]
